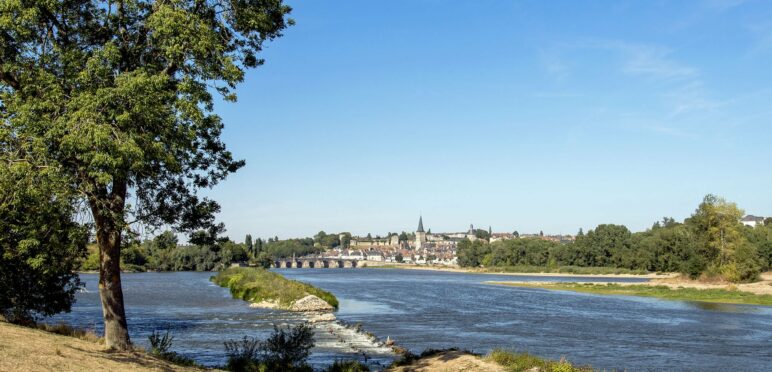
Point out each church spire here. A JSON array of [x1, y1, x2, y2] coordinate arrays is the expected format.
[[417, 216, 425, 233]]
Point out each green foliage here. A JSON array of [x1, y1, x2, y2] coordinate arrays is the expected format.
[[325, 360, 370, 372], [720, 243, 761, 283], [224, 324, 314, 372], [486, 349, 589, 372], [148, 330, 174, 354], [80, 251, 101, 271], [0, 161, 88, 324], [252, 252, 273, 269], [1, 0, 293, 346], [458, 195, 770, 283], [314, 231, 341, 248], [260, 323, 315, 369], [212, 267, 339, 309], [262, 238, 321, 259]]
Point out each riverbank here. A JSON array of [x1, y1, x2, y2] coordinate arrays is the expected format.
[[212, 267, 338, 310], [488, 273, 772, 306], [387, 348, 590, 372], [0, 321, 206, 371], [361, 261, 676, 279]]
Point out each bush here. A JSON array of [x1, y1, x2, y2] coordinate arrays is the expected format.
[[224, 323, 315, 372], [224, 336, 262, 371], [261, 323, 315, 368], [0, 163, 88, 325], [146, 330, 198, 367], [325, 360, 370, 372], [716, 243, 762, 283]]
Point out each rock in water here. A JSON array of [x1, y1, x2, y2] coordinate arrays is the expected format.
[[290, 295, 334, 312]]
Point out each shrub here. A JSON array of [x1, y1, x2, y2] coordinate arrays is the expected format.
[[325, 360, 370, 372], [224, 336, 262, 371], [146, 330, 198, 367], [0, 163, 88, 325], [261, 323, 315, 368], [224, 323, 315, 372]]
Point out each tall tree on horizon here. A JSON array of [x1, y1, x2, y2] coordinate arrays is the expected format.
[[0, 0, 293, 349]]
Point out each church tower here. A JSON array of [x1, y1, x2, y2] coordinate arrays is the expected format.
[[415, 216, 427, 250]]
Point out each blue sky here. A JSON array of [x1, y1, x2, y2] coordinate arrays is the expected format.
[[205, 0, 772, 240]]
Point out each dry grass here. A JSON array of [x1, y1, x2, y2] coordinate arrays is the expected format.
[[37, 322, 103, 344], [388, 350, 505, 372], [0, 321, 209, 371]]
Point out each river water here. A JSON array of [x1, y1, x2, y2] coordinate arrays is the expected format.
[[49, 269, 772, 371]]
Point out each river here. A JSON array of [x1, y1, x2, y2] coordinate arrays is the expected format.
[[49, 269, 772, 371]]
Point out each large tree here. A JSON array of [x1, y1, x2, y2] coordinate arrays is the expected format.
[[1, 0, 292, 349]]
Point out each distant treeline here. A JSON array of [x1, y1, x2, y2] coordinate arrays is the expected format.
[[80, 231, 330, 272], [459, 195, 771, 283]]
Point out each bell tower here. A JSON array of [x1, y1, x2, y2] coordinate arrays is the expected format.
[[415, 215, 426, 250]]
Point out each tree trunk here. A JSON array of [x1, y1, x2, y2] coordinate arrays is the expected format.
[[87, 177, 131, 350], [94, 212, 131, 350]]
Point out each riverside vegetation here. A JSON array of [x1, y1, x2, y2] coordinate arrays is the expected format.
[[459, 195, 771, 284], [490, 282, 772, 306], [212, 267, 339, 310]]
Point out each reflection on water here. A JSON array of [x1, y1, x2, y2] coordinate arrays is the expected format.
[[49, 269, 772, 371], [685, 301, 765, 313]]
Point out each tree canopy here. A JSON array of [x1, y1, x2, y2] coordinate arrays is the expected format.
[[1, 0, 292, 349]]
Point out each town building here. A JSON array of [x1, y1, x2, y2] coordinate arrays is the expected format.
[[741, 215, 766, 228]]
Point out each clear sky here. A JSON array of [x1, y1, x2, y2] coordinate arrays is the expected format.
[[205, 0, 772, 241]]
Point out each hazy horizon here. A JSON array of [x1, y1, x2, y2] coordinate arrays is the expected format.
[[195, 0, 771, 240]]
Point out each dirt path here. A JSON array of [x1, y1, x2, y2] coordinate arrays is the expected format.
[[387, 351, 505, 372], [0, 322, 204, 371]]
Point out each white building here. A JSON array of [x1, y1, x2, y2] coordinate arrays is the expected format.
[[741, 215, 765, 228]]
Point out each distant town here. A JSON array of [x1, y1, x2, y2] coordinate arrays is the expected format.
[[285, 213, 769, 268], [292, 216, 577, 267]]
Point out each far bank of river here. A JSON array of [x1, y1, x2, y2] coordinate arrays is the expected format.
[[50, 269, 772, 371], [359, 261, 677, 278]]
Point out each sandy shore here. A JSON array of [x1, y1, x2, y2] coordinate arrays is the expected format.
[[362, 261, 677, 279], [487, 272, 772, 296]]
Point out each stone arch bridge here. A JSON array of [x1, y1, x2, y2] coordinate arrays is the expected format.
[[272, 257, 358, 269]]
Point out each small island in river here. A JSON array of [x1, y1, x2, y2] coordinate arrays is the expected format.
[[211, 267, 339, 311]]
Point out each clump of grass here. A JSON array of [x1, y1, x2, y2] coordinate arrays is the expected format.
[[324, 359, 370, 372], [212, 267, 338, 309], [391, 347, 476, 367], [486, 349, 590, 372], [37, 322, 103, 344], [146, 330, 199, 367]]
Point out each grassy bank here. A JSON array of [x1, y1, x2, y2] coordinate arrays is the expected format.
[[480, 265, 649, 275], [212, 267, 338, 309], [486, 348, 590, 372], [0, 322, 204, 371], [489, 282, 772, 306]]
